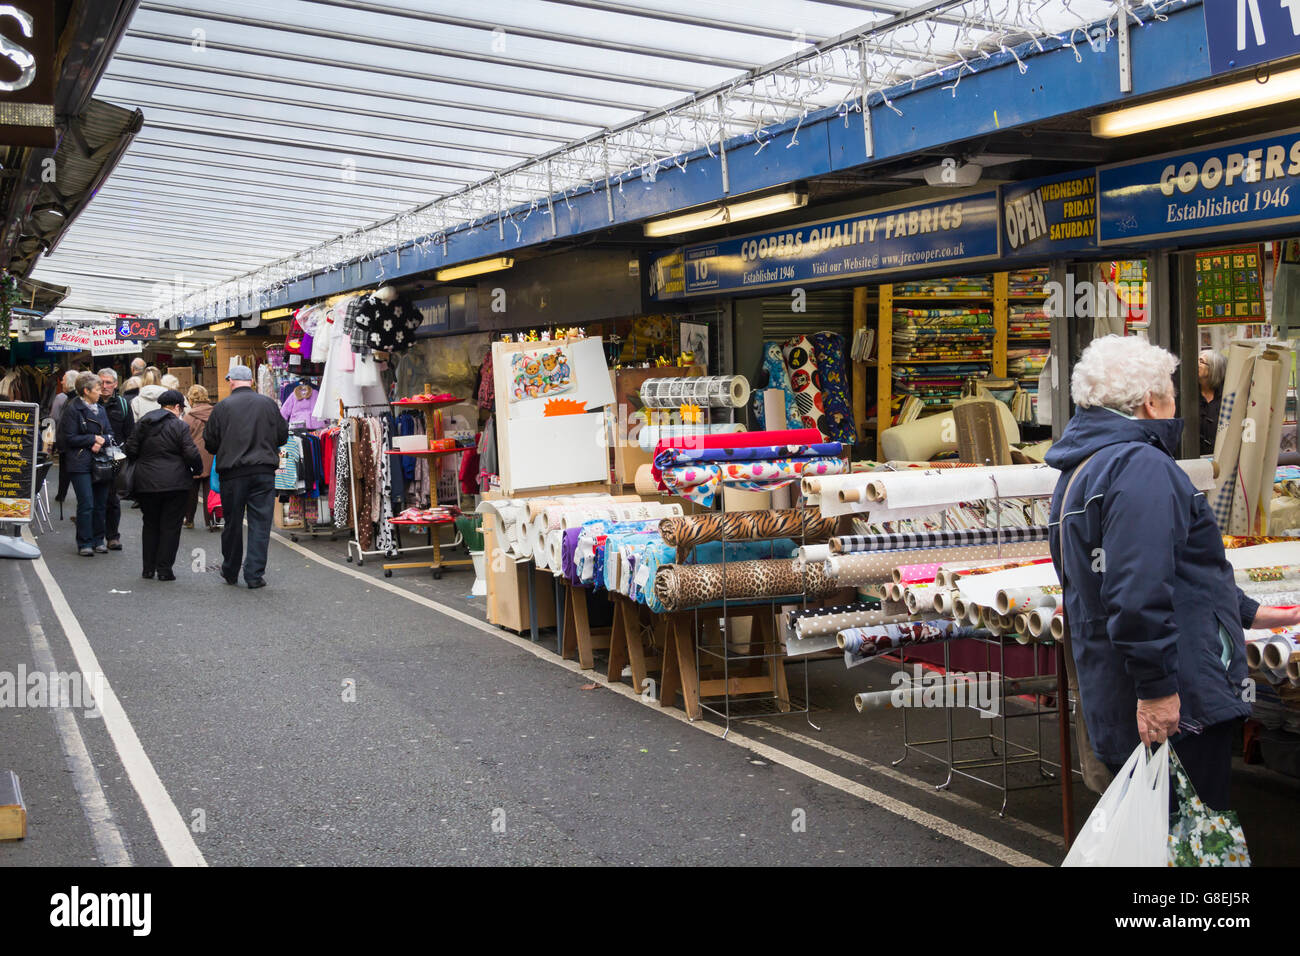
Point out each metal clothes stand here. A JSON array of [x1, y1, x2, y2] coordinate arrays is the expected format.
[[282, 426, 347, 543], [884, 473, 1074, 818]]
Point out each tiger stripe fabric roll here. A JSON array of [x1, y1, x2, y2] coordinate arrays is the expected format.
[[830, 526, 1050, 555], [658, 507, 837, 555], [653, 559, 838, 612]]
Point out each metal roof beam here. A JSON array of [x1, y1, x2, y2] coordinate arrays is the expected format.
[[105, 176, 412, 217], [114, 162, 429, 206], [87, 193, 395, 228], [106, 55, 611, 130], [99, 74, 581, 144], [295, 0, 766, 71], [121, 145, 467, 191]]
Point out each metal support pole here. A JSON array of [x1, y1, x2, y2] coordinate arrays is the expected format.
[[858, 41, 874, 159], [1056, 642, 1075, 848], [1115, 0, 1132, 94], [716, 94, 731, 195], [602, 137, 615, 222]]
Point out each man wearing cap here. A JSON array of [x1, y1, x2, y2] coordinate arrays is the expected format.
[[203, 365, 289, 588]]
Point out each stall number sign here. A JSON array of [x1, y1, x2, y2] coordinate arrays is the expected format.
[[1203, 0, 1300, 74], [0, 402, 38, 523], [116, 316, 158, 341]]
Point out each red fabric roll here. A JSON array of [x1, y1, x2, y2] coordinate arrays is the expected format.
[[651, 428, 822, 487]]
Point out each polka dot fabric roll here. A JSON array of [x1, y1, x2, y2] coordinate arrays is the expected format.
[[810, 331, 856, 445], [782, 335, 825, 434]]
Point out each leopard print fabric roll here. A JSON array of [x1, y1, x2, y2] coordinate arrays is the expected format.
[[658, 507, 836, 558], [653, 558, 837, 612]]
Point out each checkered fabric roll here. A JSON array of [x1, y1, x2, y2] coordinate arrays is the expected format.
[[829, 526, 1050, 555]]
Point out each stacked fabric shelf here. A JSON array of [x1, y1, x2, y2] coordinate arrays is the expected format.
[[892, 275, 992, 297], [1006, 270, 1050, 423], [1008, 268, 1049, 297], [891, 306, 993, 414]]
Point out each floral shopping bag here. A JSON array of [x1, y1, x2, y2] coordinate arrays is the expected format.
[[1167, 748, 1250, 867]]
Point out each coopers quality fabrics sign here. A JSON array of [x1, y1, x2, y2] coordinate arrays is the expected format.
[[1098, 129, 1300, 243], [1202, 0, 1300, 74], [1000, 170, 1098, 257], [673, 192, 1000, 297]]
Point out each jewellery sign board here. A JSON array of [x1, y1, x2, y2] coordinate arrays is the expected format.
[[0, 4, 55, 148], [0, 402, 38, 524], [1202, 0, 1300, 75], [1098, 128, 1300, 243], [654, 191, 1000, 299]]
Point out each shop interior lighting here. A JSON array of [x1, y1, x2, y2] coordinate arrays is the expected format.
[[208, 320, 236, 332], [435, 256, 514, 282], [1092, 67, 1300, 137], [643, 189, 809, 238]]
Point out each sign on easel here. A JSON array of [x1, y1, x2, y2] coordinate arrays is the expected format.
[[0, 402, 39, 524]]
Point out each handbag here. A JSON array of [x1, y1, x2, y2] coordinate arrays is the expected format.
[[90, 452, 118, 485]]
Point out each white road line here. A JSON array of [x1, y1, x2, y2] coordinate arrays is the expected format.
[[749, 721, 1063, 848], [21, 529, 207, 867], [11, 568, 132, 866], [273, 531, 1051, 867]]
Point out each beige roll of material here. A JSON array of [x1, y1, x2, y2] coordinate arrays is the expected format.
[[1289, 660, 1299, 681], [951, 593, 968, 622], [904, 583, 936, 615], [1049, 610, 1066, 641], [1262, 635, 1300, 670], [1026, 605, 1058, 638], [966, 600, 983, 626], [1245, 637, 1267, 670], [634, 464, 661, 496], [932, 589, 958, 615], [1013, 612, 1030, 643], [545, 529, 564, 574]]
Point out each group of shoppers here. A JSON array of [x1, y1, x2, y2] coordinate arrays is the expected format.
[[54, 361, 287, 588]]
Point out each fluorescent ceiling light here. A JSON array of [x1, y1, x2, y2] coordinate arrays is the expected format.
[[644, 189, 809, 237], [1092, 67, 1300, 138], [435, 256, 514, 282], [208, 320, 236, 332]]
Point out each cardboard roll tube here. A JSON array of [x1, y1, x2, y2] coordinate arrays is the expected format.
[[951, 594, 969, 621], [994, 586, 1063, 616], [1262, 635, 1300, 670], [932, 589, 958, 615], [634, 464, 660, 496], [838, 485, 868, 503], [1026, 605, 1057, 638], [1049, 611, 1066, 641], [1289, 660, 1299, 681], [886, 582, 904, 603], [1013, 612, 1030, 637], [904, 585, 935, 615], [966, 602, 982, 626], [1245, 638, 1266, 670], [854, 674, 1057, 712]]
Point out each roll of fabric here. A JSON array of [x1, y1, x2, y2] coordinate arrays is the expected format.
[[650, 427, 823, 490], [654, 442, 844, 469], [1026, 605, 1062, 638], [810, 331, 856, 444], [659, 507, 837, 553], [1234, 565, 1300, 584], [937, 555, 1053, 587], [640, 375, 750, 408], [1242, 588, 1300, 606], [635, 423, 746, 451], [957, 562, 1059, 611], [660, 457, 846, 508], [994, 585, 1063, 615], [903, 583, 939, 614], [634, 464, 660, 495], [793, 543, 832, 569], [545, 529, 564, 573], [528, 514, 549, 567], [653, 558, 837, 612], [840, 619, 982, 668], [830, 526, 1050, 554], [893, 562, 942, 585], [782, 335, 825, 433], [752, 341, 800, 430], [789, 605, 926, 640]]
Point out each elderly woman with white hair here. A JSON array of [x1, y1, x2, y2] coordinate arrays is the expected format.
[[1198, 348, 1227, 455], [1047, 335, 1300, 811]]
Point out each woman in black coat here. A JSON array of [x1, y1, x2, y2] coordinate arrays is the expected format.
[[60, 372, 115, 556], [125, 389, 202, 581]]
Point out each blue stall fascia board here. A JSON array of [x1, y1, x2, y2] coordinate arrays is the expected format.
[[179, 2, 1214, 328]]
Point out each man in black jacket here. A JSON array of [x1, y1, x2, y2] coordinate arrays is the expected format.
[[98, 368, 133, 549], [203, 365, 288, 588], [124, 389, 202, 581]]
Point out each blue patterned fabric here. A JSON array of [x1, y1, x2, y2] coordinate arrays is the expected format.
[[753, 341, 800, 429], [810, 331, 856, 445]]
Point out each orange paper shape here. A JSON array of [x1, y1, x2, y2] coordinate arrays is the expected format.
[[543, 397, 587, 417]]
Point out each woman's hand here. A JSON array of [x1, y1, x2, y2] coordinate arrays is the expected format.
[[91, 436, 105, 452], [1137, 693, 1181, 745], [1251, 605, 1300, 629]]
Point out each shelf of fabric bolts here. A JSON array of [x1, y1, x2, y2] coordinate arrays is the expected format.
[[383, 447, 469, 458]]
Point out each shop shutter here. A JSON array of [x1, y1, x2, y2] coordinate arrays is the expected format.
[[759, 287, 854, 344]]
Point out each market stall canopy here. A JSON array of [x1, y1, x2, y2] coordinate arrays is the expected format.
[[15, 276, 69, 317], [33, 0, 1123, 321]]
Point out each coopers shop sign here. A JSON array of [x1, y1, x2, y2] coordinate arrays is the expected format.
[[669, 191, 1000, 297], [1098, 129, 1300, 243]]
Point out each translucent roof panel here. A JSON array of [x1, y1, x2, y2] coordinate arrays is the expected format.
[[35, 0, 1139, 319]]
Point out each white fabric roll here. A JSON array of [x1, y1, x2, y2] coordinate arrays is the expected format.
[[635, 423, 747, 451], [545, 529, 564, 574], [958, 562, 1058, 611]]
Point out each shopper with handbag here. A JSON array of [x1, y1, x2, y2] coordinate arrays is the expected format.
[[182, 384, 217, 530], [1047, 335, 1300, 812], [125, 389, 202, 581], [98, 367, 133, 550], [59, 372, 116, 556], [50, 369, 80, 514]]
